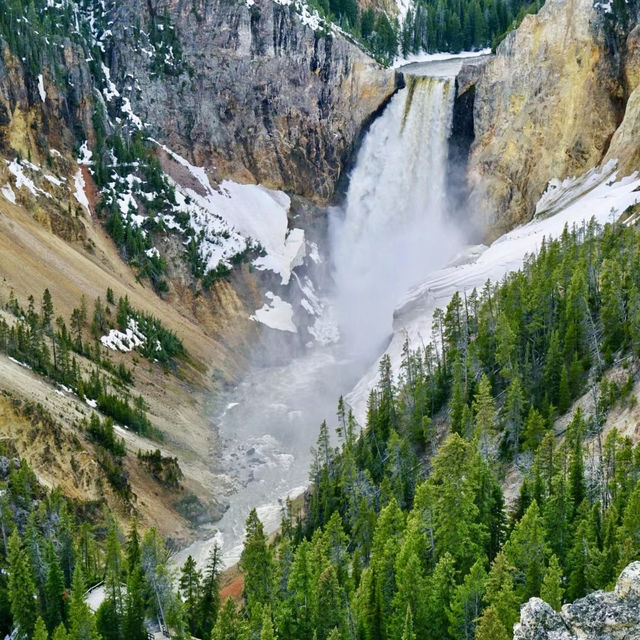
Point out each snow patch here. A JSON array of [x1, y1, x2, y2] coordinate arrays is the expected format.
[[121, 97, 144, 129], [272, 0, 324, 30], [1, 183, 16, 204], [152, 140, 305, 282], [8, 356, 32, 370], [101, 63, 119, 101], [37, 74, 46, 102], [250, 292, 297, 333], [73, 169, 90, 213], [6, 160, 51, 199], [100, 319, 146, 352], [78, 141, 93, 166], [393, 48, 491, 69]]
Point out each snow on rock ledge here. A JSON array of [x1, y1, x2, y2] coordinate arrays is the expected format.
[[250, 292, 297, 333], [514, 562, 640, 639]]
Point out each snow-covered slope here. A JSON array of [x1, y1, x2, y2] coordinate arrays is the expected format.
[[347, 162, 640, 419]]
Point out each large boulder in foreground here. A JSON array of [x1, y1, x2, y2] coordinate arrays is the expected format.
[[514, 562, 640, 640]]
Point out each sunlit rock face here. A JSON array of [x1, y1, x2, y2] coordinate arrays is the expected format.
[[107, 0, 398, 203], [514, 562, 640, 640], [468, 0, 626, 237]]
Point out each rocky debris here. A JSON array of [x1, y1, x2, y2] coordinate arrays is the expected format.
[[108, 0, 398, 203], [514, 562, 640, 640], [468, 0, 629, 237]]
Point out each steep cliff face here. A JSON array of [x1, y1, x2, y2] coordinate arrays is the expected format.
[[468, 0, 636, 236], [0, 0, 397, 540], [604, 23, 640, 174], [107, 0, 397, 203], [514, 562, 640, 640]]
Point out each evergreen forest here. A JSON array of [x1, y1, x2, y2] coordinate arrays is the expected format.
[[3, 220, 640, 640]]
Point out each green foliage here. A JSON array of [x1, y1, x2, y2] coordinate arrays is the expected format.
[[114, 295, 185, 365], [231, 221, 640, 640], [87, 414, 126, 459], [8, 530, 38, 639], [136, 449, 183, 490], [540, 554, 564, 611], [400, 0, 543, 57]]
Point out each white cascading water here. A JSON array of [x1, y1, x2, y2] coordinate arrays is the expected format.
[[332, 74, 462, 359], [173, 65, 465, 572]]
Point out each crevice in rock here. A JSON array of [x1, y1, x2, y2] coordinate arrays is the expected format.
[[448, 80, 478, 236]]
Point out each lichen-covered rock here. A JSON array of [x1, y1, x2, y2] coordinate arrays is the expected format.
[[107, 0, 398, 203], [468, 0, 623, 237], [514, 562, 640, 640]]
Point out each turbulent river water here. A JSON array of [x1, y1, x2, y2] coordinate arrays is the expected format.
[[173, 56, 474, 571]]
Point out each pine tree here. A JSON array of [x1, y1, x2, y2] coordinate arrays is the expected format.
[[449, 357, 467, 436], [502, 376, 525, 454], [472, 374, 495, 455], [430, 435, 486, 573], [126, 520, 141, 575], [495, 311, 516, 381], [474, 607, 509, 640], [400, 606, 415, 640], [523, 406, 546, 452], [68, 564, 99, 640], [197, 545, 221, 640], [484, 552, 520, 634], [179, 555, 202, 636], [567, 507, 596, 601], [52, 625, 69, 640], [424, 553, 456, 640], [558, 365, 571, 413], [619, 481, 640, 553], [568, 411, 586, 517], [122, 567, 146, 640], [260, 607, 277, 640], [314, 565, 345, 640], [540, 554, 564, 611], [447, 557, 486, 640], [211, 597, 246, 640], [503, 500, 549, 601], [44, 543, 66, 632], [104, 521, 123, 614], [33, 616, 49, 640], [240, 510, 274, 615], [542, 473, 572, 569], [8, 530, 38, 639]]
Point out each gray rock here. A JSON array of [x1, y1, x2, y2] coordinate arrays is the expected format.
[[107, 0, 398, 202], [514, 562, 640, 640]]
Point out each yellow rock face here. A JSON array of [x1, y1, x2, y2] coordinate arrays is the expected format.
[[469, 0, 623, 237]]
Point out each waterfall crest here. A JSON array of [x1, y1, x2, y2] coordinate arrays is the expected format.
[[331, 73, 461, 359]]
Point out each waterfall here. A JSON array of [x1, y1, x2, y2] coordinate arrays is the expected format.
[[331, 73, 462, 359], [173, 64, 470, 573]]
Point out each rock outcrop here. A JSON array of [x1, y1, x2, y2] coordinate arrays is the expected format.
[[107, 0, 398, 203], [468, 0, 629, 236], [604, 24, 640, 175], [514, 562, 640, 640]]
